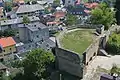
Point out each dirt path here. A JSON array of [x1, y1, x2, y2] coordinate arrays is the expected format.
[[82, 55, 120, 80]]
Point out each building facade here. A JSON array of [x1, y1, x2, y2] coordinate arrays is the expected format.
[[0, 37, 16, 61]]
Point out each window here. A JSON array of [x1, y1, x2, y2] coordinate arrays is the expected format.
[[68, 1, 70, 3], [10, 48, 11, 50], [36, 35, 39, 38], [29, 45, 31, 48]]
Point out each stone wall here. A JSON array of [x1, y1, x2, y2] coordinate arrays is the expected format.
[[54, 25, 107, 78], [55, 47, 83, 78]]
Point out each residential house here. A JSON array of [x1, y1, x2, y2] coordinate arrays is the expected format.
[[18, 22, 49, 43], [0, 16, 40, 31], [53, 11, 66, 21], [67, 4, 90, 24], [0, 37, 16, 61], [16, 4, 44, 17], [17, 21, 55, 53]]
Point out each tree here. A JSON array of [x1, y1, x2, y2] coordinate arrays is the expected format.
[[22, 49, 55, 80], [3, 29, 16, 37], [91, 3, 115, 30], [65, 14, 78, 26], [4, 2, 12, 12], [23, 16, 30, 24], [32, 0, 37, 4], [53, 0, 60, 6], [106, 32, 120, 55]]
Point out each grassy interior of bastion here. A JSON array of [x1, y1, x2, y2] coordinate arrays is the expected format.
[[60, 29, 95, 55]]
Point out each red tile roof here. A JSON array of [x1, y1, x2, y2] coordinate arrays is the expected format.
[[0, 37, 16, 48], [84, 3, 99, 9], [54, 11, 66, 18]]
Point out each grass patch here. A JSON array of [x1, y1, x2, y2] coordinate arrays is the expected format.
[[60, 29, 94, 55]]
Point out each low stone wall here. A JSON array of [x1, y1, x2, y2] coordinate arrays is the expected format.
[[67, 24, 103, 30]]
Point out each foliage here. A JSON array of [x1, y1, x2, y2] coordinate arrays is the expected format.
[[91, 3, 115, 30], [11, 49, 55, 80], [61, 30, 93, 54], [3, 29, 16, 37], [106, 32, 120, 55], [23, 16, 30, 24], [4, 2, 12, 12], [0, 29, 16, 38], [110, 64, 120, 76], [32, 0, 37, 4], [65, 14, 78, 26], [44, 8, 50, 14], [22, 49, 55, 80], [53, 0, 60, 6]]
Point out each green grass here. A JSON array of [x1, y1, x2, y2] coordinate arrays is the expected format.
[[60, 29, 94, 55]]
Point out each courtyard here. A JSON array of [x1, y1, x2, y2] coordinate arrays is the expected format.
[[60, 29, 95, 55]]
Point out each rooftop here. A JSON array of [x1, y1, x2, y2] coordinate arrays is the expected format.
[[0, 16, 40, 26], [16, 4, 44, 14], [18, 22, 47, 31], [0, 37, 16, 48], [60, 29, 95, 55]]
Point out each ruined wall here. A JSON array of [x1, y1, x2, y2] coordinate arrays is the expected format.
[[83, 37, 100, 65], [55, 47, 83, 78]]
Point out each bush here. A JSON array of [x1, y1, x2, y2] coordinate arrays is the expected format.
[[106, 32, 120, 55]]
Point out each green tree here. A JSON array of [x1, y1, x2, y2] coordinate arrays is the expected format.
[[91, 3, 115, 30], [53, 0, 60, 6], [65, 14, 78, 26], [23, 16, 30, 24], [106, 32, 120, 55], [22, 49, 55, 80], [4, 2, 12, 12], [3, 29, 16, 37]]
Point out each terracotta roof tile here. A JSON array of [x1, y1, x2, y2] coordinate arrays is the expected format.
[[0, 37, 16, 48]]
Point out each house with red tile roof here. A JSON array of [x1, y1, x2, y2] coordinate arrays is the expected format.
[[53, 11, 66, 21], [0, 37, 16, 61]]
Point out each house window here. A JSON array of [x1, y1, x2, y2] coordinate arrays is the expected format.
[[29, 45, 31, 48], [36, 35, 39, 38], [68, 1, 70, 3], [10, 48, 11, 50]]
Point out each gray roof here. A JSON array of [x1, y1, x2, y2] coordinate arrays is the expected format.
[[18, 22, 47, 31], [0, 16, 40, 26], [16, 4, 44, 14]]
